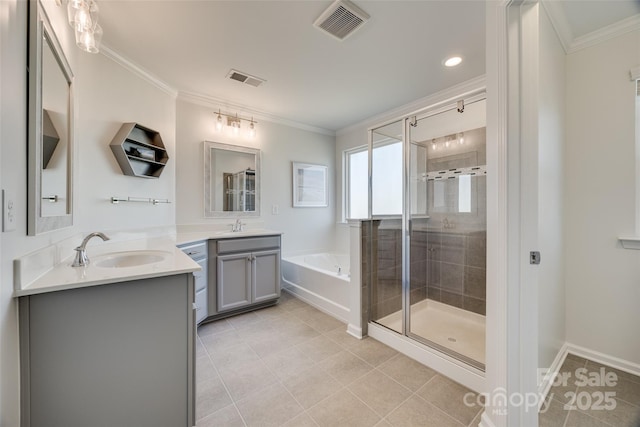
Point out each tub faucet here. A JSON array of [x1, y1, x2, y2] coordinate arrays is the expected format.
[[72, 232, 110, 267]]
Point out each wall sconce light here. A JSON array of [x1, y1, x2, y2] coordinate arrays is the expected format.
[[215, 110, 224, 131], [213, 110, 258, 138], [248, 118, 256, 138], [66, 0, 103, 54], [430, 133, 466, 151]]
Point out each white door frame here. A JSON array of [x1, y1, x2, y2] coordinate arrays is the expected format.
[[481, 1, 540, 426]]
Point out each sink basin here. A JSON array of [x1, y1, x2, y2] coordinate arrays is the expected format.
[[93, 250, 170, 268]]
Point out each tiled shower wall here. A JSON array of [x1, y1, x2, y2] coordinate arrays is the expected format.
[[413, 229, 486, 315], [363, 220, 486, 322]]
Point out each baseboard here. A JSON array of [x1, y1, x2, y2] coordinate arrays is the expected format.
[[346, 324, 363, 339], [281, 281, 350, 324], [538, 343, 570, 408], [566, 342, 640, 377]]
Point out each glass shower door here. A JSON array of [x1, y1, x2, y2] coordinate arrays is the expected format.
[[406, 99, 487, 369]]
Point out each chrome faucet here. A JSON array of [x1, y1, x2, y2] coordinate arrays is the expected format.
[[231, 218, 245, 232], [72, 232, 110, 267]]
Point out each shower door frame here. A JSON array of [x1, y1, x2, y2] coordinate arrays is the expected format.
[[367, 91, 488, 371]]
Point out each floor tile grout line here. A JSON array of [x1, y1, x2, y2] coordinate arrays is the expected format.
[[570, 408, 616, 427], [233, 318, 350, 426], [197, 297, 481, 427], [370, 364, 416, 395], [411, 391, 469, 426], [360, 384, 416, 422], [197, 333, 249, 427]]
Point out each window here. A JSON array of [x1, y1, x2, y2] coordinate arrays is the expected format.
[[345, 147, 368, 219], [371, 141, 402, 216], [344, 141, 403, 219]]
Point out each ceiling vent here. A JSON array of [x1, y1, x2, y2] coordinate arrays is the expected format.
[[314, 0, 369, 41], [226, 70, 266, 87]]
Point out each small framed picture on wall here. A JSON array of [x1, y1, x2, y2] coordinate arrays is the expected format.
[[292, 162, 328, 207]]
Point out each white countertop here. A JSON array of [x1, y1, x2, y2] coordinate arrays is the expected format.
[[176, 229, 283, 246], [14, 229, 283, 297], [15, 240, 200, 297]]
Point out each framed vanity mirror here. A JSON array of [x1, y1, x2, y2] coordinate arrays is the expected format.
[[204, 141, 261, 217], [28, 0, 74, 235]]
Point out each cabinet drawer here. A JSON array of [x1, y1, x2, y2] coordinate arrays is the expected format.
[[180, 242, 207, 260], [217, 236, 280, 254], [195, 288, 207, 324], [194, 258, 207, 292], [193, 269, 207, 292]]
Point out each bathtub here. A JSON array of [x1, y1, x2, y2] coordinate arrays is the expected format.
[[281, 253, 351, 323]]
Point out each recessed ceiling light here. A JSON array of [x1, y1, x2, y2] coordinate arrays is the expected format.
[[444, 56, 462, 67]]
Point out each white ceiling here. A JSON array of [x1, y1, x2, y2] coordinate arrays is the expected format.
[[97, 0, 639, 133]]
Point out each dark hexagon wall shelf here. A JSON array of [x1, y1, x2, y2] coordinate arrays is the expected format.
[[109, 123, 169, 179]]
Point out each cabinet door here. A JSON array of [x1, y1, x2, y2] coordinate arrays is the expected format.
[[252, 249, 281, 303], [217, 252, 251, 312]]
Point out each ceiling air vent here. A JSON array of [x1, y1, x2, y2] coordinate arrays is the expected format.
[[226, 70, 266, 88], [314, 0, 369, 41]]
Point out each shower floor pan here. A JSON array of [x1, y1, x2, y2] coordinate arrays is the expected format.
[[376, 299, 486, 365]]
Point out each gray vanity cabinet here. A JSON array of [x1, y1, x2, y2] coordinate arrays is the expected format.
[[19, 274, 196, 427], [209, 235, 281, 319]]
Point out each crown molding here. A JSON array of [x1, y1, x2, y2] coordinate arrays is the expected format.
[[99, 45, 334, 136], [540, 0, 572, 54], [568, 13, 640, 54], [542, 2, 640, 55], [178, 91, 335, 137], [100, 44, 178, 98], [336, 75, 486, 136]]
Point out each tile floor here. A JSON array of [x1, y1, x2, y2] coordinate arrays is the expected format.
[[540, 354, 640, 427], [195, 292, 483, 426]]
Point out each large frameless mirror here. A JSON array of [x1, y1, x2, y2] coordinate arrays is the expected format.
[[203, 141, 260, 217], [28, 0, 74, 235]]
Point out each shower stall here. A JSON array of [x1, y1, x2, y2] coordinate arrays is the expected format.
[[364, 96, 487, 371]]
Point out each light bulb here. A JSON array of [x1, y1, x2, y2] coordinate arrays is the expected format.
[[76, 26, 94, 52], [445, 139, 450, 148], [458, 132, 464, 144], [444, 56, 462, 67], [76, 24, 101, 53], [431, 139, 437, 150], [74, 7, 91, 31], [232, 120, 240, 135], [248, 121, 256, 138], [215, 113, 223, 131], [67, 0, 84, 28]]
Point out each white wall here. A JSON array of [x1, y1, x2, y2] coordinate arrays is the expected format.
[[537, 6, 566, 371], [75, 51, 176, 231], [1, 3, 78, 424], [565, 29, 640, 364], [0, 2, 177, 424], [175, 99, 336, 256]]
